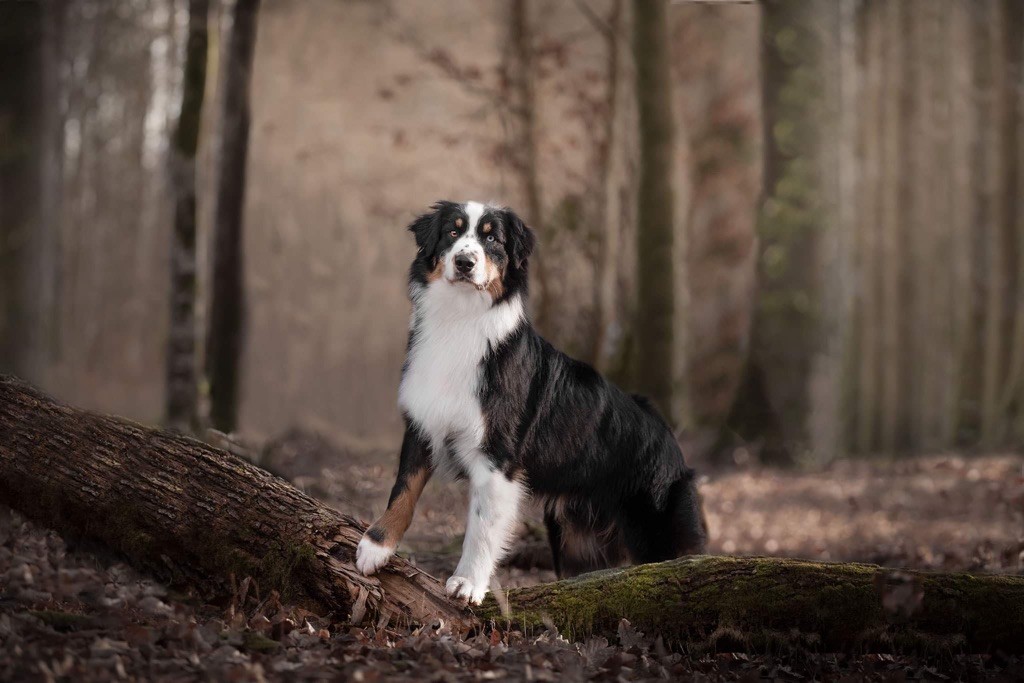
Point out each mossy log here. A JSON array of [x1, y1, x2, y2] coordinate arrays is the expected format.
[[0, 376, 467, 628], [3, 377, 1023, 654], [479, 556, 1024, 654]]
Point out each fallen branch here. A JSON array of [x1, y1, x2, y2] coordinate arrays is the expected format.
[[0, 376, 468, 629]]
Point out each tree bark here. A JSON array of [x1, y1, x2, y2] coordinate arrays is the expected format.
[[206, 0, 260, 433], [507, 0, 555, 339], [480, 556, 1024, 654], [632, 0, 677, 420], [165, 0, 210, 431], [3, 376, 1024, 653], [0, 1, 44, 377], [0, 376, 466, 629]]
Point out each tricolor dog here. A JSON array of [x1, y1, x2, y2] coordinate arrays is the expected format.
[[355, 200, 707, 604]]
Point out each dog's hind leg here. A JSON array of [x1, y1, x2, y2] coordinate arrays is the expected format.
[[543, 510, 565, 577], [545, 506, 625, 578], [356, 426, 433, 575], [618, 475, 708, 566], [666, 472, 708, 556]]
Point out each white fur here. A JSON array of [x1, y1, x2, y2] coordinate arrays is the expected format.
[[355, 536, 394, 575], [443, 200, 488, 287], [399, 282, 524, 477], [446, 469, 526, 604], [399, 244, 525, 603]]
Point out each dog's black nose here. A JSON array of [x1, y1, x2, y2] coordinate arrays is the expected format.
[[455, 254, 475, 274]]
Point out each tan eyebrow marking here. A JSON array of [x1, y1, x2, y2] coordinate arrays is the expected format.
[[482, 222, 492, 233], [455, 218, 463, 228]]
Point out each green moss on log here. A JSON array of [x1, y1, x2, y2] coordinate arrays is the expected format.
[[477, 556, 1024, 654]]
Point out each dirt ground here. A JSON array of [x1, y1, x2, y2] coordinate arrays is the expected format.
[[1, 441, 1022, 681]]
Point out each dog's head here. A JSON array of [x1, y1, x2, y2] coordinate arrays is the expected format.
[[407, 200, 535, 302]]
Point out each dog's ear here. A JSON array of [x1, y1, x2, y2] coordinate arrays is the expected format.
[[408, 202, 451, 266], [502, 209, 536, 270]]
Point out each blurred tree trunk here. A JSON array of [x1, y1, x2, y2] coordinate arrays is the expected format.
[[981, 0, 1023, 447], [674, 4, 761, 441], [507, 0, 553, 335], [959, 0, 1022, 449], [589, 0, 627, 376], [206, 0, 260, 433], [726, 0, 843, 464], [877, 0, 905, 453], [37, 0, 66, 372], [974, 1, 1005, 448], [632, 0, 677, 420], [0, 2, 44, 377], [1003, 0, 1024, 442], [166, 0, 209, 431]]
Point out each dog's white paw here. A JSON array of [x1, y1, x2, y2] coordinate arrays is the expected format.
[[355, 535, 394, 575], [445, 575, 488, 605]]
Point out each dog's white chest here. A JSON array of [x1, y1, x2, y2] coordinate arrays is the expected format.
[[398, 284, 523, 473]]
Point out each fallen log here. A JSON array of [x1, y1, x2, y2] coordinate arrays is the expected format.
[[2, 376, 1023, 654], [478, 556, 1024, 653], [0, 376, 468, 628]]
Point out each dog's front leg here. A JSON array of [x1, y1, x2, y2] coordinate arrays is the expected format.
[[356, 426, 432, 575], [446, 465, 524, 605]]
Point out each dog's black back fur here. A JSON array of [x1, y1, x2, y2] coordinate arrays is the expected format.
[[481, 326, 707, 575]]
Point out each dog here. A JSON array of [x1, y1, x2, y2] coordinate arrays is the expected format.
[[355, 200, 707, 604]]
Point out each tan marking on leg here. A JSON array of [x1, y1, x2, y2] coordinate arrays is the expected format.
[[368, 468, 431, 548]]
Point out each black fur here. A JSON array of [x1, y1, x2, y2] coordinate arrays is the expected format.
[[403, 201, 707, 578]]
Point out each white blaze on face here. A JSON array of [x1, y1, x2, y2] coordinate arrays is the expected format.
[[444, 201, 488, 288]]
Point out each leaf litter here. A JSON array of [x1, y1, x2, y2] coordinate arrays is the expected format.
[[1, 443, 1022, 681]]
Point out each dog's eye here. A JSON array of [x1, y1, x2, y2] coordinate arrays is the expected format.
[[449, 230, 457, 237], [486, 235, 495, 242]]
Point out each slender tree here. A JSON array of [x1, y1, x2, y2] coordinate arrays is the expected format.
[[725, 0, 846, 464], [588, 0, 628, 376], [0, 2, 44, 377], [507, 0, 552, 334], [1001, 0, 1024, 442], [206, 0, 260, 432], [632, 0, 677, 420], [165, 0, 209, 431]]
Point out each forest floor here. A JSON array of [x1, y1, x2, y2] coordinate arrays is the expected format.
[[1, 433, 1022, 681]]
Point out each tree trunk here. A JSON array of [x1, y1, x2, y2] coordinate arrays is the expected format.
[[507, 0, 553, 336], [0, 376, 466, 628], [976, 0, 1008, 448], [479, 555, 1024, 654], [675, 3, 761, 439], [589, 0, 626, 375], [1003, 0, 1024, 442], [728, 0, 846, 464], [165, 0, 209, 431], [206, 0, 260, 433], [36, 0, 66, 372], [0, 1, 44, 377], [993, 0, 1023, 444], [3, 376, 1023, 654], [632, 0, 677, 420]]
